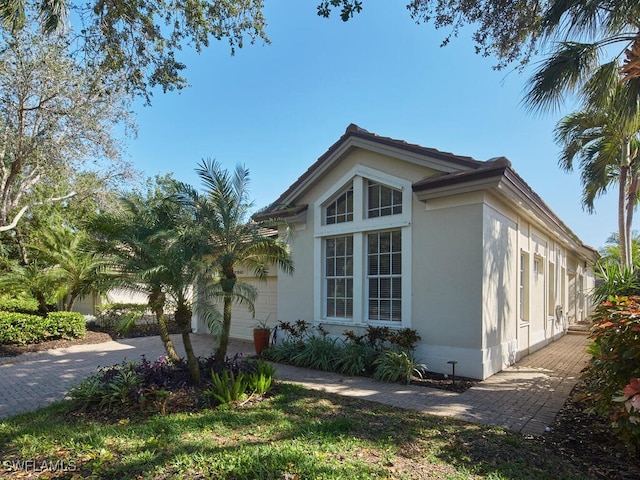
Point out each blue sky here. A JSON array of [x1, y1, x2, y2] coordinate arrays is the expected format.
[[125, 1, 617, 250]]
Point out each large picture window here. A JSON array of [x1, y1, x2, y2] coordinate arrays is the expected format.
[[325, 236, 353, 318], [367, 230, 402, 322], [315, 167, 411, 326]]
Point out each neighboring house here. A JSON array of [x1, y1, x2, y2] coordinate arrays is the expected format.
[[252, 124, 597, 380]]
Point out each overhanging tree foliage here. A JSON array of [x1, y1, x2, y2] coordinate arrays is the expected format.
[[319, 1, 640, 75], [0, 0, 269, 102], [0, 27, 131, 235]]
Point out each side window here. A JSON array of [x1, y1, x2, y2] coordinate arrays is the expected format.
[[520, 252, 529, 321]]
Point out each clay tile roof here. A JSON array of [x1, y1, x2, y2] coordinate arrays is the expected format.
[[260, 124, 485, 216], [412, 157, 512, 191]]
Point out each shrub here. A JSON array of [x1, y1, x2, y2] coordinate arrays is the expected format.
[[583, 296, 640, 452], [69, 355, 276, 413], [96, 303, 149, 332], [45, 311, 86, 339], [592, 263, 640, 304], [204, 370, 250, 406], [0, 312, 46, 345], [290, 336, 342, 371], [0, 295, 40, 314], [336, 342, 379, 376], [0, 311, 84, 345], [373, 350, 425, 385]]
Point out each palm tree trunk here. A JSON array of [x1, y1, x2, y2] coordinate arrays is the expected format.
[[175, 304, 200, 384], [66, 293, 77, 312], [619, 161, 630, 269], [149, 287, 179, 362], [216, 294, 233, 360], [35, 291, 48, 316], [626, 171, 639, 268]]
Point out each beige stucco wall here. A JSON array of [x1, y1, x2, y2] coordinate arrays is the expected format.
[[192, 268, 279, 340], [275, 144, 596, 380], [411, 195, 485, 378]]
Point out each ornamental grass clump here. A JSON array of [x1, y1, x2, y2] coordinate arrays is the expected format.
[[583, 296, 640, 452]]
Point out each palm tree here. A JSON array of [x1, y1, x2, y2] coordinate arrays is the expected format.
[[0, 261, 62, 314], [0, 0, 68, 33], [31, 227, 113, 311], [554, 71, 640, 267], [178, 159, 294, 360], [599, 232, 640, 268], [526, 1, 640, 113], [87, 187, 181, 363]]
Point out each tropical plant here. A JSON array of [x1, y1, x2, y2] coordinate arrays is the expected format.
[[583, 296, 640, 452], [290, 336, 342, 371], [177, 159, 294, 360], [592, 262, 640, 303], [373, 350, 425, 385], [553, 73, 640, 268], [337, 341, 379, 376], [205, 370, 250, 406], [0, 262, 62, 314], [30, 227, 113, 311], [599, 232, 640, 269], [87, 179, 184, 363]]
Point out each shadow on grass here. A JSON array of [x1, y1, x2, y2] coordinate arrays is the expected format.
[[0, 384, 587, 480]]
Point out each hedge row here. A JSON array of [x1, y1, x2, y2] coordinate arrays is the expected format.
[[0, 311, 86, 345], [0, 295, 40, 315]]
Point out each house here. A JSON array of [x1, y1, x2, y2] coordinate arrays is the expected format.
[[217, 124, 598, 379]]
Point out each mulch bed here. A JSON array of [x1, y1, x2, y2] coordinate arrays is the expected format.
[[0, 330, 113, 358], [411, 371, 478, 393], [0, 323, 181, 358]]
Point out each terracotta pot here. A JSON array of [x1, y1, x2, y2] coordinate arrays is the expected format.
[[253, 328, 270, 356]]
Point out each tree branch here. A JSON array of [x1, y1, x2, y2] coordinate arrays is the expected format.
[[0, 191, 76, 232]]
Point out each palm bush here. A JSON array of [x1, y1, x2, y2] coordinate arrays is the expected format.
[[373, 350, 425, 385], [593, 262, 640, 303], [290, 336, 342, 371]]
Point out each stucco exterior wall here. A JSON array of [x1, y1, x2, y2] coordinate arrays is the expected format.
[[277, 223, 315, 325], [277, 147, 442, 328], [412, 195, 485, 379], [271, 136, 597, 381], [481, 201, 518, 378]]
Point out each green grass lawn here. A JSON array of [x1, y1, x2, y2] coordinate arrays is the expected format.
[[0, 383, 588, 479]]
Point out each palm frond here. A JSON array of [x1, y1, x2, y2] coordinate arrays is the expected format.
[[524, 41, 602, 113]]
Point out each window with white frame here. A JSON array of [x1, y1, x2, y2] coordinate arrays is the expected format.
[[367, 181, 402, 218], [367, 230, 402, 322], [324, 186, 353, 225], [520, 252, 529, 322], [316, 166, 411, 326], [548, 260, 555, 316], [325, 236, 353, 318]]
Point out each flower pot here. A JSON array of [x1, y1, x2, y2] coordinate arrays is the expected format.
[[253, 328, 271, 356]]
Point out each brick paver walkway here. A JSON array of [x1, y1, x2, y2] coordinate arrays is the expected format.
[[0, 333, 590, 435]]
